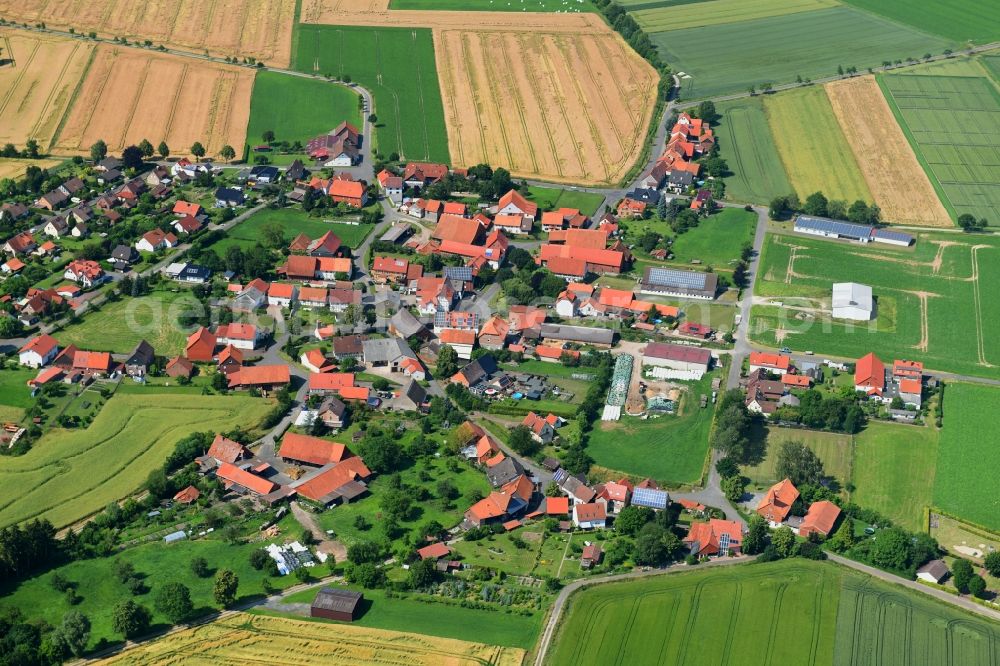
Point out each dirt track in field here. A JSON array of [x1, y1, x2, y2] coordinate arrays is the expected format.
[[826, 76, 952, 228], [0, 30, 94, 150], [0, 0, 296, 67], [53, 46, 253, 159]]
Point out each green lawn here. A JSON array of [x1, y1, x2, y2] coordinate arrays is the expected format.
[[651, 7, 954, 98], [934, 383, 1000, 531], [852, 422, 938, 531], [55, 289, 203, 355], [587, 373, 716, 486], [713, 96, 793, 204], [526, 186, 605, 217], [391, 0, 594, 9], [0, 366, 36, 413], [221, 206, 374, 250], [508, 360, 600, 380], [743, 425, 853, 491], [668, 208, 756, 269], [840, 0, 1000, 44], [0, 392, 273, 528], [276, 584, 542, 649], [246, 71, 362, 164], [293, 25, 449, 163]]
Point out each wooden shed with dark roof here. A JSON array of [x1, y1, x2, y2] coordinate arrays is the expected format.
[[311, 587, 363, 621]]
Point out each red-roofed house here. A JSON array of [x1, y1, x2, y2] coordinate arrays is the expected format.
[[173, 200, 203, 217], [854, 352, 886, 398], [684, 519, 743, 557], [173, 485, 201, 504], [72, 350, 113, 375], [757, 478, 799, 526], [572, 502, 607, 529], [308, 372, 355, 395], [522, 411, 556, 444], [781, 374, 812, 388], [19, 335, 60, 368], [497, 189, 538, 221], [748, 351, 791, 376], [294, 456, 372, 505], [433, 214, 483, 245], [438, 328, 476, 359], [892, 359, 923, 381], [329, 179, 368, 208], [417, 542, 452, 560], [898, 378, 923, 407], [215, 462, 277, 496], [493, 214, 532, 235], [301, 348, 336, 373], [478, 315, 510, 350], [206, 434, 250, 465], [798, 500, 841, 538], [403, 162, 448, 189], [216, 323, 264, 350], [279, 433, 348, 467], [268, 282, 297, 308], [135, 229, 177, 253], [62, 260, 106, 288], [227, 365, 291, 391], [371, 256, 410, 284]]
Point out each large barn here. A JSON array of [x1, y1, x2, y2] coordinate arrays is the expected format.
[[311, 588, 363, 622], [831, 282, 873, 321]]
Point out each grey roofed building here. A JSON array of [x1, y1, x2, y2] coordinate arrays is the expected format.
[[111, 245, 140, 264], [667, 170, 694, 189], [487, 457, 526, 488], [124, 339, 155, 377], [311, 587, 363, 619], [379, 222, 413, 244], [249, 165, 280, 182], [625, 188, 661, 204], [178, 264, 211, 283], [362, 337, 416, 366], [286, 159, 307, 181], [538, 323, 614, 347], [394, 378, 427, 411], [793, 215, 913, 247], [454, 355, 497, 388], [555, 470, 595, 503], [640, 266, 718, 300], [332, 334, 366, 359], [96, 157, 123, 171], [389, 309, 428, 340], [916, 559, 950, 584]]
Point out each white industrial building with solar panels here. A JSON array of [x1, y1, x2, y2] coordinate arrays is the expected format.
[[793, 215, 915, 247], [639, 266, 718, 300]]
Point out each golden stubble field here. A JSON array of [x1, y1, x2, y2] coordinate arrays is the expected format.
[[0, 30, 94, 150], [826, 76, 951, 227], [96, 612, 526, 666], [0, 0, 296, 67], [52, 45, 253, 158], [0, 158, 64, 179]]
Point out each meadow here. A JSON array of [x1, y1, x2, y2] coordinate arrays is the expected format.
[[765, 86, 872, 203], [0, 366, 36, 423], [934, 383, 1000, 531], [650, 8, 954, 98], [246, 71, 361, 163], [218, 206, 374, 251], [390, 0, 594, 10], [750, 231, 1000, 380], [840, 0, 1000, 44], [526, 186, 605, 217], [631, 0, 837, 32], [548, 559, 1000, 666], [743, 426, 853, 490], [712, 97, 793, 204], [293, 25, 450, 163], [878, 70, 1000, 222], [622, 207, 756, 273], [0, 392, 272, 528]]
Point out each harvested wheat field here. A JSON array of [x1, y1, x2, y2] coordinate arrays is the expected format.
[[436, 28, 657, 184], [97, 612, 526, 666], [826, 76, 952, 227], [0, 158, 64, 180], [0, 30, 94, 150], [0, 0, 296, 67], [53, 46, 253, 159]]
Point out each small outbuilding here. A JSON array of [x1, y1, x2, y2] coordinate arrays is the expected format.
[[311, 587, 363, 622]]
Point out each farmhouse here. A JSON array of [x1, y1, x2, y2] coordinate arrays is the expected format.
[[371, 256, 410, 284], [748, 352, 791, 376], [311, 588, 363, 622], [832, 282, 873, 320], [493, 214, 532, 235], [854, 352, 886, 398], [798, 500, 841, 538], [227, 365, 290, 391], [497, 189, 538, 221], [307, 122, 361, 166], [216, 323, 265, 350], [279, 433, 348, 467], [534, 323, 614, 348], [639, 267, 717, 300], [19, 335, 60, 368], [757, 478, 799, 527], [684, 519, 742, 557], [438, 328, 476, 360], [642, 342, 712, 380], [215, 462, 277, 497], [307, 373, 356, 396], [362, 337, 417, 370], [376, 169, 404, 203], [573, 502, 607, 529], [403, 162, 448, 189], [793, 215, 914, 247]]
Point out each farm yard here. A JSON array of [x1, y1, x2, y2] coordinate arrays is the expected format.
[[825, 76, 952, 227], [0, 392, 273, 529], [50, 46, 253, 159], [878, 68, 1000, 223], [750, 231, 1000, 380], [549, 559, 1000, 666], [98, 612, 526, 665], [840, 0, 1000, 44], [0, 0, 296, 66], [292, 25, 449, 163], [0, 30, 94, 151], [713, 97, 793, 204]]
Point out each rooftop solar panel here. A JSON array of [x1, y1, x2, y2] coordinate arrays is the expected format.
[[631, 487, 669, 510], [646, 267, 709, 290], [794, 216, 873, 239], [444, 266, 473, 280], [872, 228, 914, 243]]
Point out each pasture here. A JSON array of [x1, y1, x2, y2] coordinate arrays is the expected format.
[[246, 71, 361, 162], [434, 27, 658, 185], [712, 97, 792, 204], [631, 0, 837, 32], [0, 366, 36, 423], [98, 612, 526, 666], [0, 31, 94, 151], [750, 231, 1000, 380], [840, 0, 1000, 44], [878, 71, 1000, 223], [0, 392, 272, 528], [764, 86, 871, 203], [743, 426, 853, 490], [825, 76, 951, 227], [221, 207, 374, 250], [851, 422, 938, 531], [53, 46, 253, 159], [0, 158, 64, 180], [934, 383, 1000, 531], [293, 25, 449, 163], [526, 186, 604, 217], [0, 0, 296, 66], [650, 8, 954, 98]]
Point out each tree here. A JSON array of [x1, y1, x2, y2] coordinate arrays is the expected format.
[[436, 345, 459, 378], [715, 456, 740, 479], [111, 599, 151, 639], [984, 551, 1000, 578], [262, 130, 275, 144], [121, 145, 144, 170], [347, 540, 384, 564], [802, 191, 828, 217], [190, 557, 210, 578], [507, 425, 539, 456], [721, 474, 746, 503], [249, 549, 271, 570], [138, 139, 154, 158], [213, 569, 239, 607], [957, 213, 987, 232], [952, 558, 973, 593], [615, 505, 653, 536], [633, 529, 668, 566], [154, 582, 193, 623], [968, 574, 987, 598], [220, 145, 236, 163], [90, 139, 107, 163], [190, 142, 206, 162], [408, 557, 438, 589], [775, 441, 825, 486], [827, 519, 857, 553], [870, 527, 912, 571], [157, 141, 170, 159], [51, 610, 91, 658], [771, 526, 797, 558], [349, 562, 384, 589], [743, 514, 768, 555]]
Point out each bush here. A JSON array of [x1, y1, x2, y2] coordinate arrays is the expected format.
[[250, 549, 270, 570]]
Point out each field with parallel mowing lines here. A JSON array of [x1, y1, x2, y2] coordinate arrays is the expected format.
[[0, 30, 94, 150], [0, 0, 296, 66], [434, 28, 657, 184], [52, 46, 253, 159], [98, 612, 526, 665], [878, 71, 1000, 223], [826, 76, 952, 227], [713, 96, 792, 204], [841, 0, 1000, 44], [631, 0, 837, 32], [293, 25, 449, 163], [0, 393, 272, 528], [750, 231, 1000, 380]]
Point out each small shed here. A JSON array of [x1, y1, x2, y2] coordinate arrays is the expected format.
[[311, 587, 363, 622]]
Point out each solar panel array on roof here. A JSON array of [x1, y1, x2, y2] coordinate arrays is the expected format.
[[794, 216, 873, 239], [646, 267, 709, 290], [631, 486, 669, 510], [872, 228, 914, 244], [444, 266, 473, 281]]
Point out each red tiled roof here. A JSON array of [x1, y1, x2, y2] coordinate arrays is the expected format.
[[574, 502, 606, 522], [216, 323, 257, 341], [20, 334, 59, 357], [757, 478, 799, 523], [498, 189, 538, 216], [308, 373, 355, 391], [338, 386, 370, 401], [439, 328, 476, 345], [545, 496, 570, 515], [295, 457, 371, 502], [433, 214, 481, 244], [207, 434, 248, 464], [279, 433, 348, 466], [749, 352, 790, 370], [781, 374, 812, 387], [373, 256, 409, 274], [854, 352, 885, 394], [799, 500, 841, 537], [899, 378, 922, 395], [417, 542, 451, 560], [216, 462, 277, 496], [227, 364, 290, 388], [72, 350, 112, 371], [173, 485, 201, 504], [268, 283, 296, 299]]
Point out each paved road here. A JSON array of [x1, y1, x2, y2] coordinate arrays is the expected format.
[[725, 203, 770, 391]]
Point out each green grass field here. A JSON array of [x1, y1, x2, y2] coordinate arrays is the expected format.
[[631, 0, 836, 31], [750, 230, 1000, 379], [246, 71, 362, 164], [548, 559, 1000, 666], [765, 86, 872, 202], [55, 289, 203, 355], [0, 367, 36, 422], [293, 25, 449, 163], [878, 71, 1000, 222], [587, 373, 715, 486], [218, 206, 374, 252], [0, 392, 272, 528], [713, 97, 793, 204], [390, 0, 594, 10], [851, 422, 939, 531], [652, 8, 954, 98], [526, 186, 605, 217], [841, 0, 1000, 44], [743, 426, 853, 490], [669, 208, 756, 268], [934, 383, 1000, 531]]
